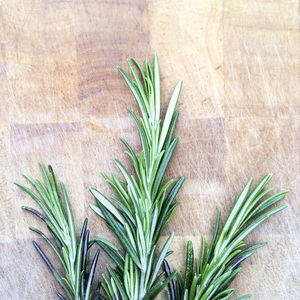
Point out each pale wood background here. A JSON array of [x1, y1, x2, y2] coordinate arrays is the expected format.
[[0, 0, 299, 299]]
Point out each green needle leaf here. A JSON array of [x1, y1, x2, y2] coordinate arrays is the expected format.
[[235, 295, 252, 300], [183, 241, 194, 291], [158, 80, 183, 152]]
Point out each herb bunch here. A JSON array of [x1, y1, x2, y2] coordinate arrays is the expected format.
[[90, 54, 184, 299], [14, 55, 288, 300], [165, 174, 288, 300], [16, 163, 100, 300]]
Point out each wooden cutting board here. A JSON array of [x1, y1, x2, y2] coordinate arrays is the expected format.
[[0, 0, 299, 299]]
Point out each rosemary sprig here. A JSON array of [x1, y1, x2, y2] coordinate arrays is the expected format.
[[165, 174, 288, 300], [15, 163, 100, 300], [90, 54, 184, 299]]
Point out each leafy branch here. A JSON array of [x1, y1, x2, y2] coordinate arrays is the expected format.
[[90, 54, 184, 299], [15, 163, 100, 300], [164, 174, 288, 300]]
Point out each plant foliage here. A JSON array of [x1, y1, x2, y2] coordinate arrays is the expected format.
[[164, 174, 288, 300], [90, 54, 184, 299], [16, 164, 100, 300], [14, 55, 288, 300]]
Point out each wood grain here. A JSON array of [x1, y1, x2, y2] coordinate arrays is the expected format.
[[0, 0, 299, 299]]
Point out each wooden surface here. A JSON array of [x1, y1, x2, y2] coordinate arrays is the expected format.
[[0, 0, 299, 299]]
